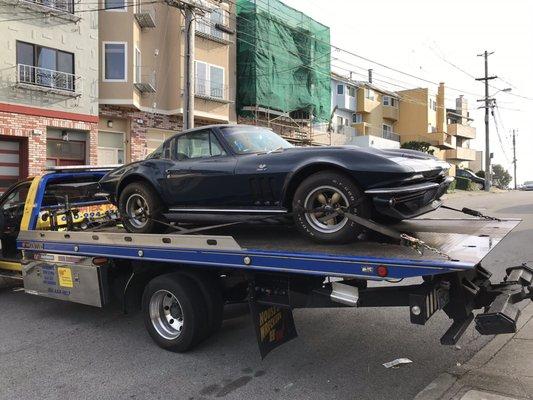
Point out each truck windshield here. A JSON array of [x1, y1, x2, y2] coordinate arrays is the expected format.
[[220, 126, 293, 154]]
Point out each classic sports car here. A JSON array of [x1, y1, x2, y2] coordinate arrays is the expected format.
[[99, 125, 453, 243]]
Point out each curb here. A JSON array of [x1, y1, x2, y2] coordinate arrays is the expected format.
[[414, 302, 533, 400]]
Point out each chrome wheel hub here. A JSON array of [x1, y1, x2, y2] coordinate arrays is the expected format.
[[304, 185, 350, 234], [149, 290, 184, 340], [126, 194, 149, 228]]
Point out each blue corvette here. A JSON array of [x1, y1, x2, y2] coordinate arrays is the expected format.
[[99, 125, 452, 243]]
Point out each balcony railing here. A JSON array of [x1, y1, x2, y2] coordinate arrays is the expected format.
[[195, 9, 231, 43], [134, 67, 156, 93], [382, 130, 400, 142], [134, 4, 156, 28], [194, 78, 229, 102], [15, 0, 80, 21], [17, 64, 81, 97], [22, 0, 73, 12]]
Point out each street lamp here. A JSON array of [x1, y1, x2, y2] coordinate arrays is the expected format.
[[492, 87, 512, 96]]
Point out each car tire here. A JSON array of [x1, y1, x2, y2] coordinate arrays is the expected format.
[[119, 182, 166, 234], [292, 171, 371, 243], [142, 273, 208, 352]]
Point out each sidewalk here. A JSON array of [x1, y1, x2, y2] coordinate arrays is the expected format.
[[415, 302, 533, 400]]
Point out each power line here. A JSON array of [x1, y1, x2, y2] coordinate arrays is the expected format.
[[0, 0, 162, 22]]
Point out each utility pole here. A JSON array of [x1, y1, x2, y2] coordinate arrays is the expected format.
[[165, 0, 213, 130], [512, 129, 517, 189], [183, 6, 195, 130], [476, 51, 497, 192]]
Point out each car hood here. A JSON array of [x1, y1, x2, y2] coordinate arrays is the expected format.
[[282, 145, 450, 174], [370, 147, 450, 173]]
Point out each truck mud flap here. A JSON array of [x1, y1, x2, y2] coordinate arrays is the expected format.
[[248, 274, 298, 359]]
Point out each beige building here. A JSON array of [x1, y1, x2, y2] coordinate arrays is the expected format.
[[0, 0, 99, 189], [396, 83, 476, 175], [317, 73, 400, 148], [98, 0, 236, 163]]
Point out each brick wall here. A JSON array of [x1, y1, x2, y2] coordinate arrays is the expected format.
[[100, 105, 213, 162], [0, 111, 97, 176]]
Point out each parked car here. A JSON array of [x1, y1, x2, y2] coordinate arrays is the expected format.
[[522, 181, 533, 191], [99, 125, 452, 243], [456, 168, 485, 190]]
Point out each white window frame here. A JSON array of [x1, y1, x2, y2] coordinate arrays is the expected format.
[[353, 113, 363, 123], [337, 84, 344, 95], [104, 0, 127, 12], [102, 41, 128, 82], [348, 86, 356, 97], [194, 60, 225, 99], [383, 95, 390, 106], [134, 47, 141, 84]]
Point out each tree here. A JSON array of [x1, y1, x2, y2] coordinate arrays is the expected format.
[[476, 170, 485, 178], [492, 164, 512, 189], [401, 141, 435, 155]]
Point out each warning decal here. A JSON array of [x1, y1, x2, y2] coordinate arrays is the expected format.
[[57, 267, 74, 288]]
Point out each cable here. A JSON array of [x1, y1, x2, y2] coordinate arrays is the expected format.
[[0, 0, 162, 22], [5, 0, 526, 105], [491, 103, 510, 164]]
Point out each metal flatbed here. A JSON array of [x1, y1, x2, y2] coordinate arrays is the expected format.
[[17, 217, 521, 280]]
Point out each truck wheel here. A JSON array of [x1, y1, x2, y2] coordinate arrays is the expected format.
[[292, 171, 371, 243], [119, 182, 166, 234], [175, 271, 224, 336], [142, 273, 208, 352]]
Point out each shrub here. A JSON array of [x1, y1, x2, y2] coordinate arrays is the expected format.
[[455, 176, 475, 191], [447, 179, 457, 193]]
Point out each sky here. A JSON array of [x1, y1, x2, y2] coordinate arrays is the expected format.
[[282, 0, 533, 185]]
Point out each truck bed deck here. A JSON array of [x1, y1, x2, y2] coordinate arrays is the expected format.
[[18, 217, 521, 280]]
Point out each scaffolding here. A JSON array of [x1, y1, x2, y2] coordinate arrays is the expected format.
[[236, 0, 331, 144]]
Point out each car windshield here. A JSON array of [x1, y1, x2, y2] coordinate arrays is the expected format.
[[220, 126, 293, 154]]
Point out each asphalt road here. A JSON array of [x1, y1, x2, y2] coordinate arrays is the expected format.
[[1, 191, 532, 400]]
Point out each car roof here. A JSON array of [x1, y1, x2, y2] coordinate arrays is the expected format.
[[158, 124, 272, 148]]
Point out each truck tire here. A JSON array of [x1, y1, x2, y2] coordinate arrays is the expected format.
[[119, 182, 166, 234], [175, 271, 224, 337], [292, 171, 371, 243], [142, 273, 209, 352]]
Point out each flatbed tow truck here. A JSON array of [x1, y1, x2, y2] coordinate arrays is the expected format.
[[0, 167, 531, 357]]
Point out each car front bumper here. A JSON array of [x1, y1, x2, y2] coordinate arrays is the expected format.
[[366, 176, 454, 220]]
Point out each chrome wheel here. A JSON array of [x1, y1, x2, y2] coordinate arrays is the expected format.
[[126, 193, 149, 228], [304, 185, 350, 234], [149, 290, 184, 340]]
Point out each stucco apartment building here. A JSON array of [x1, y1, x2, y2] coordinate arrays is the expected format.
[[321, 73, 400, 149], [0, 0, 98, 192], [396, 83, 476, 174], [98, 0, 236, 164]]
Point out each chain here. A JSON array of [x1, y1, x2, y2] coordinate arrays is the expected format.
[[400, 234, 452, 260]]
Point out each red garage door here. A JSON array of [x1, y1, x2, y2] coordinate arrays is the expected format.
[[0, 138, 25, 194]]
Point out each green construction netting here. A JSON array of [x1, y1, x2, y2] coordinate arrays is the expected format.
[[236, 0, 331, 122]]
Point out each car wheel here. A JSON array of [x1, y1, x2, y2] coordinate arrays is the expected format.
[[292, 171, 371, 243], [119, 182, 166, 233]]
